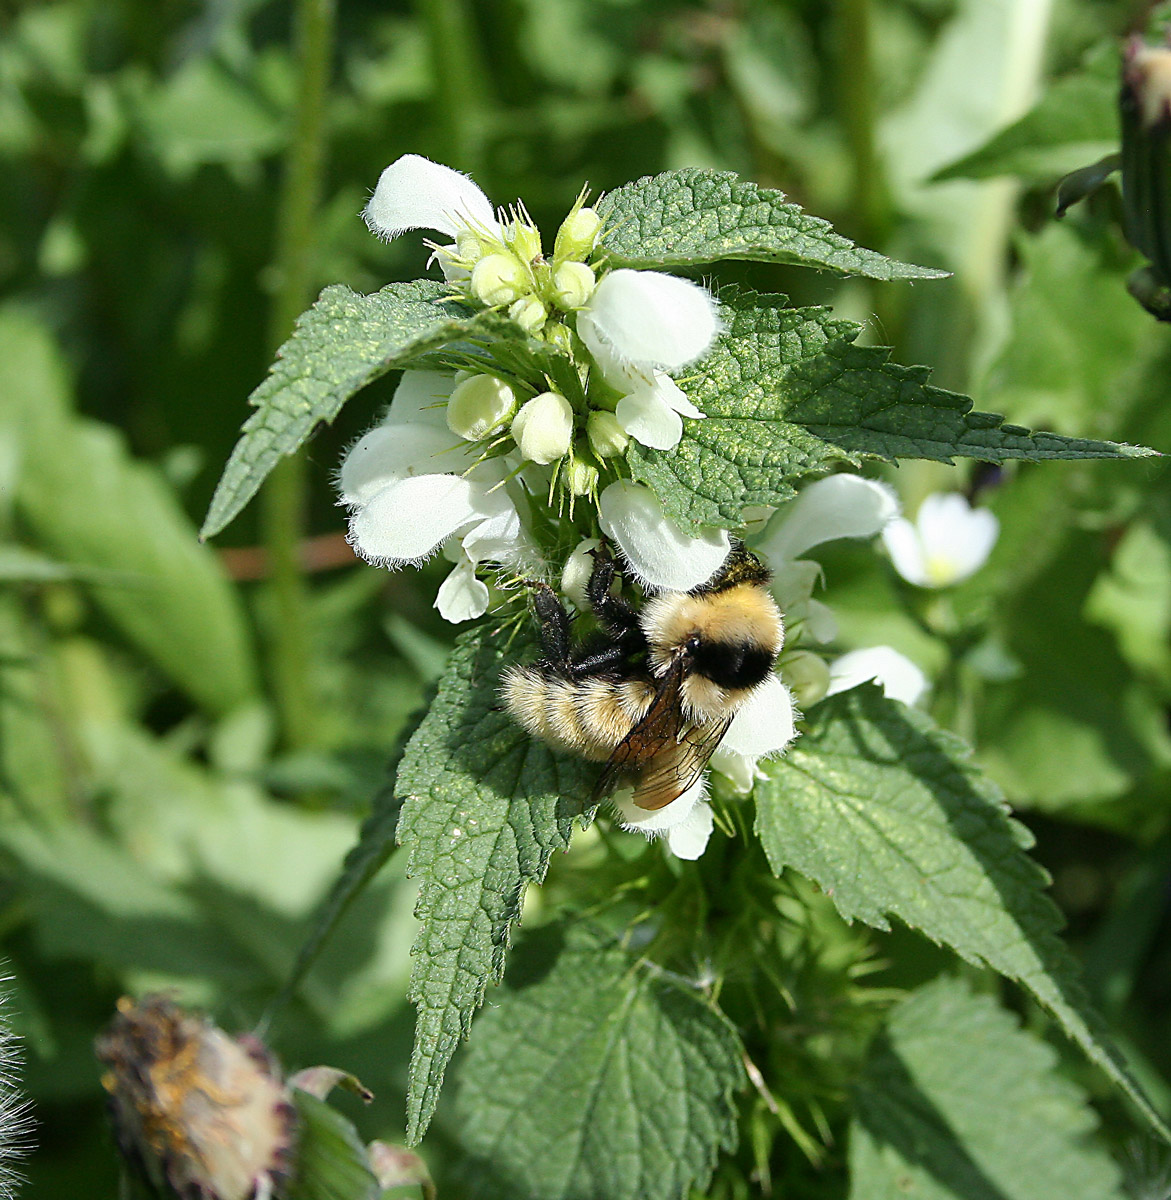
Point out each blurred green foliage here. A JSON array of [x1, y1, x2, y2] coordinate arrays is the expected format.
[[3, 0, 1171, 1196]]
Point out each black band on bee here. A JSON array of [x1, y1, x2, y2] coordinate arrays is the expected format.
[[689, 639, 775, 691]]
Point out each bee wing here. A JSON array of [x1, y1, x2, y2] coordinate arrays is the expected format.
[[628, 714, 733, 811], [591, 657, 688, 804], [592, 657, 734, 811]]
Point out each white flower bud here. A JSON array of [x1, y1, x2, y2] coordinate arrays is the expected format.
[[543, 321, 574, 355], [509, 295, 548, 333], [511, 391, 574, 465], [587, 410, 629, 458], [470, 252, 528, 307], [561, 537, 600, 609], [446, 374, 517, 441], [554, 205, 602, 261], [565, 455, 599, 496], [781, 650, 831, 709], [550, 261, 596, 311]]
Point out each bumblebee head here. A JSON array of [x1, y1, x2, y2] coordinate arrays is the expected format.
[[640, 568, 784, 722]]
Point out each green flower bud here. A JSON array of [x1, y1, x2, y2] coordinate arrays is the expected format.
[[550, 261, 596, 311], [781, 650, 831, 710], [511, 391, 574, 465], [542, 320, 575, 356], [509, 295, 548, 333], [470, 253, 528, 307], [456, 229, 485, 261], [554, 205, 602, 262], [507, 219, 544, 264], [565, 454, 599, 497], [586, 409, 629, 458], [446, 374, 517, 441]]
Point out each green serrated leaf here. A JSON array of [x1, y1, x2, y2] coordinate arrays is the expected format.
[[628, 291, 1152, 534], [395, 624, 598, 1143], [931, 42, 1119, 183], [448, 923, 745, 1200], [597, 168, 947, 279], [287, 1089, 381, 1200], [756, 685, 1168, 1141], [201, 281, 516, 540], [850, 976, 1124, 1200]]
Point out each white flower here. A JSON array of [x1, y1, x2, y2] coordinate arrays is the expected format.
[[578, 269, 719, 375], [755, 474, 900, 644], [881, 492, 998, 588], [613, 776, 713, 861], [339, 371, 537, 621], [827, 646, 928, 706], [598, 480, 730, 592], [364, 154, 500, 243], [579, 269, 718, 452]]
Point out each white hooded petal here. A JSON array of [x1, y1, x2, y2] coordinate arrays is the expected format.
[[758, 475, 900, 563], [462, 502, 538, 571], [615, 388, 684, 450], [349, 474, 495, 565], [708, 747, 757, 794], [827, 646, 928, 706], [388, 370, 457, 428], [435, 559, 490, 623], [803, 599, 839, 644], [770, 560, 823, 610], [577, 269, 719, 373], [598, 481, 729, 592], [721, 674, 796, 758], [337, 423, 459, 507], [881, 516, 930, 586], [664, 802, 714, 860], [363, 154, 498, 241], [612, 774, 706, 835]]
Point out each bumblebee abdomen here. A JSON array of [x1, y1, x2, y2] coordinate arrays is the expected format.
[[500, 667, 654, 761]]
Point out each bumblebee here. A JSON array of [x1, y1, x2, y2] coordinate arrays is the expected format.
[[501, 543, 783, 809]]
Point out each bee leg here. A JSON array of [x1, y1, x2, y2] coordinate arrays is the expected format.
[[586, 547, 641, 642], [531, 584, 574, 670]]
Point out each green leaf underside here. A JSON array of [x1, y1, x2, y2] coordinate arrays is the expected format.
[[449, 924, 745, 1200], [597, 168, 948, 279], [395, 625, 598, 1144], [629, 290, 1155, 533], [200, 280, 517, 540], [849, 976, 1123, 1200], [288, 1090, 380, 1200], [756, 686, 1168, 1141]]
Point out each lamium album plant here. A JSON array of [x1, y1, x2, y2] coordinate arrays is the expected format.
[[200, 149, 1166, 1197]]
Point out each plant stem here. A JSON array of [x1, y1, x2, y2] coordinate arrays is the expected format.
[[416, 0, 489, 171], [837, 0, 890, 251], [260, 0, 336, 750]]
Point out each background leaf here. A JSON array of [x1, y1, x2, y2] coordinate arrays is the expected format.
[[755, 685, 1167, 1141], [849, 976, 1123, 1200], [0, 307, 258, 715], [447, 923, 745, 1200], [394, 623, 597, 1143]]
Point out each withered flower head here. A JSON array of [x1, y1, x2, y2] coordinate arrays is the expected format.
[[96, 995, 294, 1200]]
